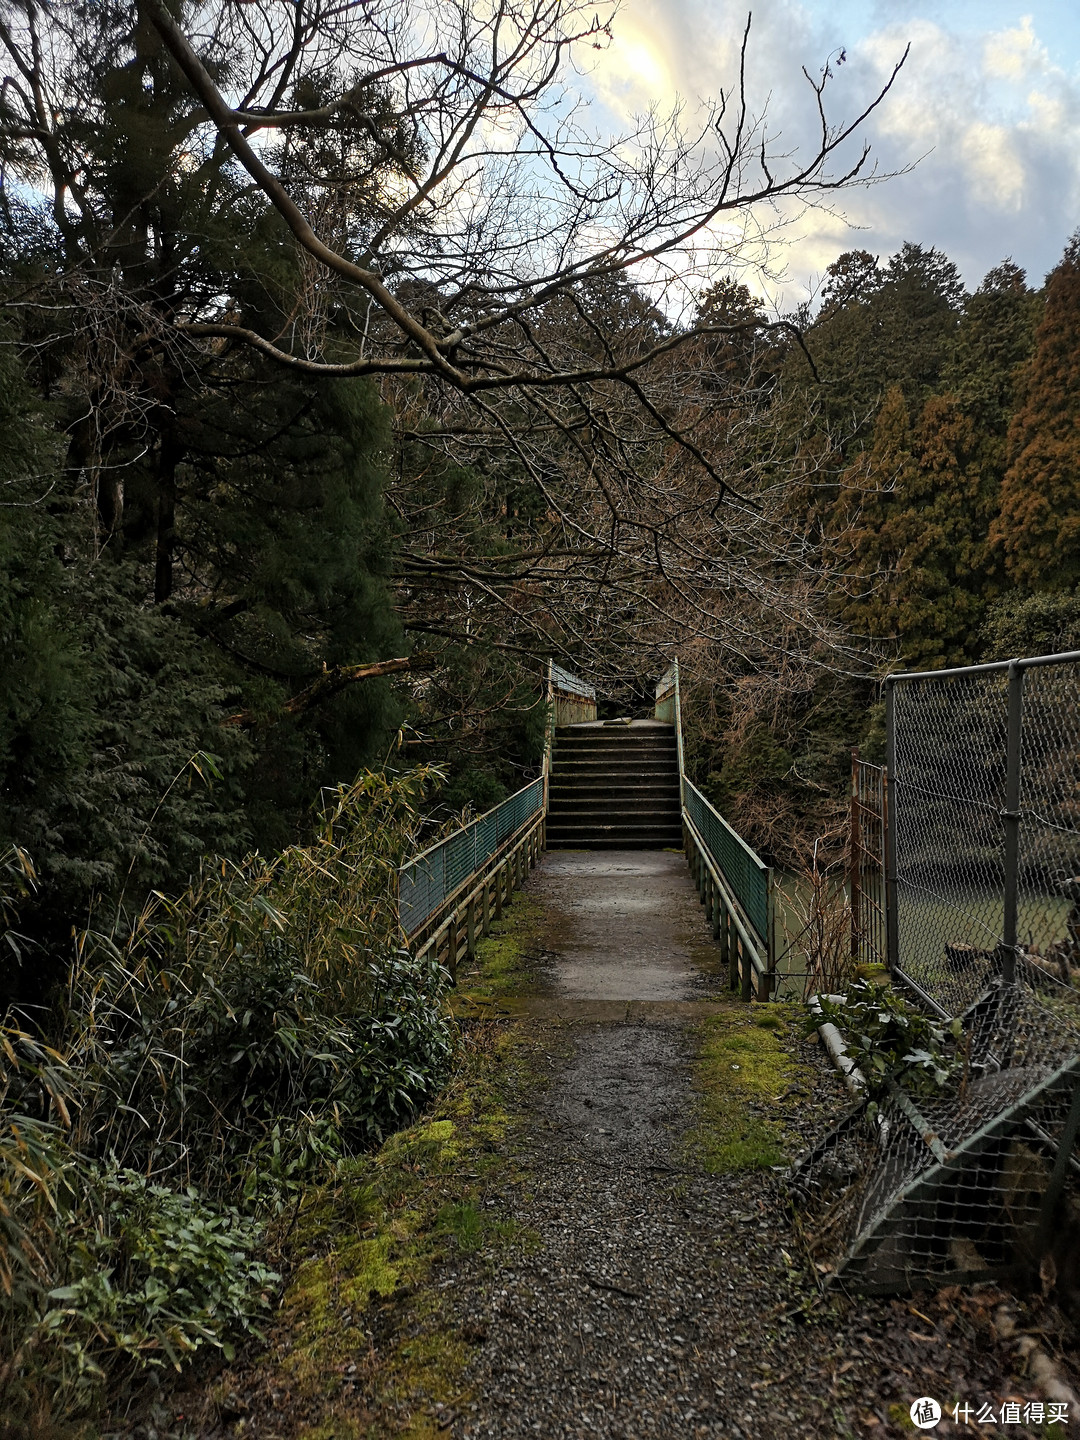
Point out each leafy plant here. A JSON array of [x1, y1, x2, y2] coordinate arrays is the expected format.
[[45, 1170, 278, 1369], [0, 764, 458, 1433], [811, 978, 963, 1099]]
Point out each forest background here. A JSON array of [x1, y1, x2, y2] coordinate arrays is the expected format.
[[1, 0, 1080, 1428]]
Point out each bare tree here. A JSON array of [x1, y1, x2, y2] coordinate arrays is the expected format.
[[0, 0, 904, 709], [129, 0, 904, 391]]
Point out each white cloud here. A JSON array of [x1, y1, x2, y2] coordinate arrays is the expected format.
[[577, 0, 1080, 306], [983, 15, 1045, 81]]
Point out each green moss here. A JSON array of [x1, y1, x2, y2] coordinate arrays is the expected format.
[[453, 895, 544, 1002], [754, 1010, 784, 1030], [688, 1006, 802, 1173], [175, 883, 547, 1437], [215, 916, 539, 1438]]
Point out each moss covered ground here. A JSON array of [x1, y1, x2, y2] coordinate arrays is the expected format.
[[686, 1004, 822, 1173], [171, 900, 545, 1439]]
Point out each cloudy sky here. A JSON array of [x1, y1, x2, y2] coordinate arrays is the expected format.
[[580, 0, 1080, 309]]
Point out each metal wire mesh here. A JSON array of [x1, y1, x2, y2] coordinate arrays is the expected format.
[[852, 758, 887, 971], [1017, 662, 1080, 978], [889, 656, 1080, 1019], [398, 779, 544, 936], [792, 654, 1080, 1294], [792, 1006, 1080, 1293], [891, 669, 1010, 1015], [683, 778, 769, 943]]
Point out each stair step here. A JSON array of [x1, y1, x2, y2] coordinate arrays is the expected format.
[[552, 789, 679, 800], [554, 758, 678, 772], [548, 798, 681, 815], [546, 819, 683, 834], [550, 835, 685, 840], [547, 722, 682, 851]]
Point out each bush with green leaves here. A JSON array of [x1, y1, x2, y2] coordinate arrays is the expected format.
[[71, 767, 455, 1195], [811, 979, 963, 1098], [0, 1074, 278, 1432], [0, 765, 457, 1433]]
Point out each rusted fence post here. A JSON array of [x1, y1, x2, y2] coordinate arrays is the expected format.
[[850, 747, 862, 964]]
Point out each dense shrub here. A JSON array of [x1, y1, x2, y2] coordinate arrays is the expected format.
[[0, 768, 456, 1433]]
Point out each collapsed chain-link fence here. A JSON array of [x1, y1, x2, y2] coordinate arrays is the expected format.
[[794, 652, 1080, 1293]]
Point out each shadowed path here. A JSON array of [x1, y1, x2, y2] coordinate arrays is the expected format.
[[447, 850, 833, 1440]]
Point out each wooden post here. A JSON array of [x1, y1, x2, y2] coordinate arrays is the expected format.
[[740, 934, 752, 1002], [482, 879, 491, 935], [466, 898, 476, 959], [447, 917, 458, 982], [494, 862, 504, 920], [726, 909, 738, 992]]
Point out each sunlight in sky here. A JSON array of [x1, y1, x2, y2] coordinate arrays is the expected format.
[[582, 0, 1080, 308]]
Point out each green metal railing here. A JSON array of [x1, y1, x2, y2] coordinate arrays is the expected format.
[[683, 779, 770, 942], [398, 778, 544, 938], [658, 658, 776, 997]]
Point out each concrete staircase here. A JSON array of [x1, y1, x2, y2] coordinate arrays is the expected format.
[[546, 721, 683, 849]]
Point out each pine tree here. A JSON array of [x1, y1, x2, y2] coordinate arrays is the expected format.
[[994, 235, 1080, 590]]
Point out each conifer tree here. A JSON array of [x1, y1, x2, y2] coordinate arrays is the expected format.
[[834, 385, 995, 667], [994, 236, 1080, 591]]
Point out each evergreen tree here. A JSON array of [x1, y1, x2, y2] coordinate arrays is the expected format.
[[994, 235, 1080, 591], [833, 385, 996, 667], [792, 242, 965, 448]]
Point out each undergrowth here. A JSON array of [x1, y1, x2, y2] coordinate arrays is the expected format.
[[0, 767, 458, 1437], [166, 901, 541, 1440]]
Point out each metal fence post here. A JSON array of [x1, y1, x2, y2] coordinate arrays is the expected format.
[[884, 678, 899, 976], [850, 747, 862, 963], [1001, 659, 1025, 986]]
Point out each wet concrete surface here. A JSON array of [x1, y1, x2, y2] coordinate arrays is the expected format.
[[531, 850, 718, 1002]]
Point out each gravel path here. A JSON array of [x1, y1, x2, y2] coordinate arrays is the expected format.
[[438, 852, 1080, 1440], [170, 849, 1080, 1440], [444, 851, 835, 1438]]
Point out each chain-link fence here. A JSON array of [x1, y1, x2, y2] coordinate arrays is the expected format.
[[851, 754, 887, 972], [793, 651, 1080, 1293], [886, 653, 1080, 1021], [398, 778, 544, 936]]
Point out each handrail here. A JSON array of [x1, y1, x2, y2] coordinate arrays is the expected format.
[[548, 657, 597, 725], [655, 658, 685, 806], [398, 777, 544, 937], [683, 777, 769, 883], [684, 810, 767, 978], [658, 657, 776, 997], [550, 659, 596, 700]]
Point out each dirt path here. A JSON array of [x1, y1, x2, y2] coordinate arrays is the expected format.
[[177, 850, 1080, 1440], [443, 852, 1080, 1440]]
